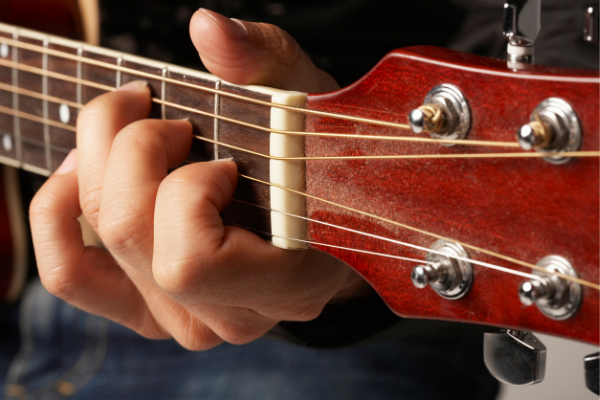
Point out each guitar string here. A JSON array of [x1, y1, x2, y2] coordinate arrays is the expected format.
[[1, 41, 598, 289], [0, 59, 521, 148], [227, 198, 544, 282], [0, 90, 598, 284], [192, 134, 599, 160], [234, 173, 600, 290], [0, 37, 416, 130], [1, 102, 596, 161], [223, 218, 427, 265]]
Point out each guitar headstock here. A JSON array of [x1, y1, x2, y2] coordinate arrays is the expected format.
[[303, 46, 599, 348]]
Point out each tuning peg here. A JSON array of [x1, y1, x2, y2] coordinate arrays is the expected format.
[[517, 255, 582, 320], [584, 352, 599, 395], [584, 4, 599, 45], [503, 0, 541, 65], [515, 98, 582, 164], [410, 240, 473, 300], [408, 84, 471, 144], [484, 330, 546, 386]]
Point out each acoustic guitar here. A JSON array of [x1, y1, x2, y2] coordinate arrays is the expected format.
[[0, 0, 598, 392]]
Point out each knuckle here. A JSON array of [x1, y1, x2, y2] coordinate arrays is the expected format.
[[153, 258, 199, 296], [40, 271, 76, 301], [98, 206, 147, 252], [79, 179, 103, 228], [29, 190, 58, 224], [174, 320, 220, 351]]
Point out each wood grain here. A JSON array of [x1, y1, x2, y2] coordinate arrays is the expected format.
[[305, 46, 600, 344]]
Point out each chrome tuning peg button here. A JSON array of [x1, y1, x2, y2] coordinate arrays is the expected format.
[[584, 4, 599, 45], [518, 255, 582, 320], [410, 239, 473, 300], [584, 352, 599, 395], [503, 0, 541, 65], [516, 98, 583, 164], [408, 84, 471, 145], [484, 330, 546, 386]]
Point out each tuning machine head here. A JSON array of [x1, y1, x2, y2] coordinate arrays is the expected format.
[[484, 330, 546, 386], [410, 240, 473, 300], [518, 255, 582, 320], [516, 98, 582, 164], [408, 84, 471, 145]]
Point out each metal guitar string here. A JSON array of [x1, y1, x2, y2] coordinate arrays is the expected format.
[[0, 59, 520, 148], [228, 198, 543, 282], [0, 37, 414, 129], [235, 173, 600, 290], [0, 95, 595, 161], [222, 217, 426, 265], [191, 134, 599, 160], [1, 38, 599, 289]]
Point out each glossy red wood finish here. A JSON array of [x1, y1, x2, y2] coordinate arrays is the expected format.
[[305, 47, 600, 344]]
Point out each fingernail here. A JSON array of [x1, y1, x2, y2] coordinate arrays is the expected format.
[[200, 9, 247, 40], [213, 157, 234, 162], [55, 149, 78, 175], [118, 80, 148, 92]]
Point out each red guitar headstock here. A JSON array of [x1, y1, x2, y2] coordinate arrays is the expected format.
[[304, 46, 599, 345]]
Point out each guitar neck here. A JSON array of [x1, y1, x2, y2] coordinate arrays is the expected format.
[[0, 22, 309, 250]]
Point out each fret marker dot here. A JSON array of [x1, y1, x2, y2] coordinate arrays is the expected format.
[[2, 134, 12, 152], [0, 43, 8, 59], [59, 104, 70, 124]]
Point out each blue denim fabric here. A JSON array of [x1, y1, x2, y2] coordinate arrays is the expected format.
[[3, 281, 498, 400]]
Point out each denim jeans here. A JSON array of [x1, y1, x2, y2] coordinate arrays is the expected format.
[[2, 280, 498, 400]]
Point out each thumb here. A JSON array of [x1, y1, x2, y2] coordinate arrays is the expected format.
[[189, 9, 339, 93]]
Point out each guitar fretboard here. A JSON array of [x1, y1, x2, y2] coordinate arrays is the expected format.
[[0, 22, 309, 250]]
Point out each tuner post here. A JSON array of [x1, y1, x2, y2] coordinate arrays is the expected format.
[[410, 240, 473, 300], [515, 98, 582, 164], [408, 84, 471, 145], [518, 255, 582, 320]]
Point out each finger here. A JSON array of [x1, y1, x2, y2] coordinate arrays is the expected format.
[[185, 302, 279, 345], [152, 161, 352, 320], [29, 150, 167, 339], [98, 119, 192, 276], [77, 80, 151, 231], [190, 9, 339, 93]]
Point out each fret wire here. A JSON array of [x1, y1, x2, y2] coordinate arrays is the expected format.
[[0, 105, 77, 132], [214, 80, 221, 160], [77, 47, 83, 114], [160, 67, 167, 120], [0, 37, 416, 131], [42, 38, 51, 171], [116, 57, 123, 88], [11, 31, 21, 162], [235, 173, 600, 290], [0, 57, 525, 149]]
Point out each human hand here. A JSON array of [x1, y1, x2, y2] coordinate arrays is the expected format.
[[30, 9, 369, 349]]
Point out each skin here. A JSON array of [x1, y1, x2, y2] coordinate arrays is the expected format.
[[29, 9, 370, 350]]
